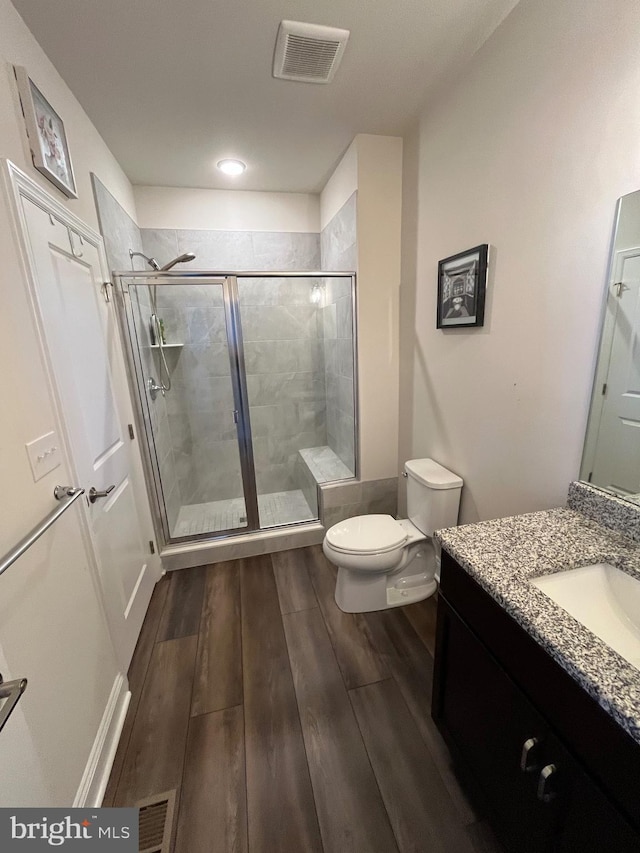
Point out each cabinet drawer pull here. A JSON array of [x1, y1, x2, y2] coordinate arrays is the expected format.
[[520, 737, 540, 772], [537, 764, 557, 803]]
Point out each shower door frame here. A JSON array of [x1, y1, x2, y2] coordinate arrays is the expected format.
[[113, 269, 358, 550]]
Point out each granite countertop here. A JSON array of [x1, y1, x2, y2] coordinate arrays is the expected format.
[[435, 506, 640, 745]]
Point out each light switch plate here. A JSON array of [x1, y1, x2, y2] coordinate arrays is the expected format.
[[25, 431, 61, 482]]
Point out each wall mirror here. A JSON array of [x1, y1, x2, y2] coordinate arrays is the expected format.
[[581, 189, 640, 500]]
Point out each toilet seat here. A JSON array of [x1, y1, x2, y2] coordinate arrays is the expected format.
[[325, 514, 408, 556]]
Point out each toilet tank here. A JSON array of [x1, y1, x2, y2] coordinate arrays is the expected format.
[[405, 458, 463, 536]]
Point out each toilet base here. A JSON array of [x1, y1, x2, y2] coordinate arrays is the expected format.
[[334, 543, 437, 613], [386, 577, 437, 608]]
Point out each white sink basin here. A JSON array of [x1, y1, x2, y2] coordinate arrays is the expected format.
[[531, 563, 640, 670]]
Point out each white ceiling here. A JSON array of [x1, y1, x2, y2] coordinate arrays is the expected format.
[[12, 0, 519, 193]]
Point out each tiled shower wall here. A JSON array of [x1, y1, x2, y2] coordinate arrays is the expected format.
[[153, 283, 241, 506], [92, 176, 183, 530], [141, 229, 324, 504], [141, 228, 320, 273], [239, 278, 327, 498], [320, 191, 357, 474]]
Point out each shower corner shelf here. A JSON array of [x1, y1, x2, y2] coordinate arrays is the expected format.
[[150, 343, 183, 349]]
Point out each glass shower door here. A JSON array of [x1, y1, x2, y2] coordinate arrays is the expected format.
[[121, 275, 256, 541], [235, 275, 341, 528]]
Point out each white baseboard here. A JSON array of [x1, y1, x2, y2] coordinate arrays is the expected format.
[[73, 673, 130, 807]]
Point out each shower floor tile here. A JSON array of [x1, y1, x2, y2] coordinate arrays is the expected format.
[[174, 497, 247, 537], [258, 489, 316, 528], [173, 489, 316, 537]]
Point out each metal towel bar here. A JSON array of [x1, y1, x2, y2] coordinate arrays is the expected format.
[[0, 674, 27, 733], [0, 486, 85, 578]]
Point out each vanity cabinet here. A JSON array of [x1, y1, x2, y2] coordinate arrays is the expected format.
[[432, 552, 640, 853]]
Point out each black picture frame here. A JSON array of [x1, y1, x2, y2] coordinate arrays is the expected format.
[[437, 244, 488, 329]]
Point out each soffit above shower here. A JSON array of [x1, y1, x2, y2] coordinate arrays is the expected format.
[[11, 0, 521, 193]]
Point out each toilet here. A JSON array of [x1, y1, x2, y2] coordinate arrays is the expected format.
[[323, 458, 463, 613]]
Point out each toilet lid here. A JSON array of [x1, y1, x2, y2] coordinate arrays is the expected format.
[[326, 514, 408, 555]]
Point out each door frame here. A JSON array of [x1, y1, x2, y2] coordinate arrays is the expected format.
[[225, 275, 261, 530], [2, 160, 162, 664]]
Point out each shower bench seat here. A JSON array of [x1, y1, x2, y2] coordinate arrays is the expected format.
[[294, 446, 354, 517]]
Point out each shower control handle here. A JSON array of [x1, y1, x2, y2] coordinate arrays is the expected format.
[[89, 485, 115, 504], [147, 377, 164, 400]]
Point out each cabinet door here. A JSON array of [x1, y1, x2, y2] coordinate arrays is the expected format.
[[557, 763, 639, 853], [434, 598, 561, 852]]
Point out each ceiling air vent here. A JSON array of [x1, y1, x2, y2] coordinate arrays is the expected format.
[[273, 20, 350, 84]]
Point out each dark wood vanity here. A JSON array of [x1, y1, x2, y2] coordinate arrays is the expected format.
[[432, 551, 640, 852]]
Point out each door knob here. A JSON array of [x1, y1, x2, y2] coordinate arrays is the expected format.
[[89, 485, 116, 504]]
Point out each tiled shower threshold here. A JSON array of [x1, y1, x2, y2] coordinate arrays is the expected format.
[[161, 517, 325, 572]]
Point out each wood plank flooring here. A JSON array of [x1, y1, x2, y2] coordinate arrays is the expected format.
[[240, 555, 322, 853], [175, 706, 247, 853], [192, 562, 242, 716], [105, 545, 503, 853]]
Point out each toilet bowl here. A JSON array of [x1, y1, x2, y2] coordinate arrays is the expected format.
[[323, 459, 462, 613], [324, 515, 438, 612]]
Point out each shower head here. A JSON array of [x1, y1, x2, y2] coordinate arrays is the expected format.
[[160, 253, 197, 271], [129, 249, 160, 270], [129, 250, 196, 271]]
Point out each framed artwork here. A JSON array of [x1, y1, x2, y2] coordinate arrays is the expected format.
[[14, 66, 77, 199], [437, 244, 488, 329]]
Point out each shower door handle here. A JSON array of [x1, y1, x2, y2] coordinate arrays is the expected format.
[[233, 410, 239, 424]]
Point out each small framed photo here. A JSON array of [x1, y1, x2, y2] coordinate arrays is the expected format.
[[14, 66, 77, 199], [437, 244, 489, 329]]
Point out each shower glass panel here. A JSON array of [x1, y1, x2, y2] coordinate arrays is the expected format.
[[116, 271, 357, 547], [124, 278, 250, 540], [237, 275, 356, 529]]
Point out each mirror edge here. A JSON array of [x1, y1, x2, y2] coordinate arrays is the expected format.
[[579, 193, 626, 496]]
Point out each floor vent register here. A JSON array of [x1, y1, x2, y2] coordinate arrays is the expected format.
[[136, 789, 176, 853]]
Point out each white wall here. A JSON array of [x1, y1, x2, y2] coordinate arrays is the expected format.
[[321, 135, 403, 482], [135, 185, 319, 232], [0, 4, 135, 225], [399, 0, 640, 523], [320, 141, 357, 230], [356, 135, 403, 480], [0, 0, 138, 804]]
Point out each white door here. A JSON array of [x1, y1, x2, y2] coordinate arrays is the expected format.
[[16, 189, 158, 669], [591, 248, 640, 495]]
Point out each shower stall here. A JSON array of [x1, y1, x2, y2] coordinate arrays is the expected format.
[[114, 269, 357, 546]]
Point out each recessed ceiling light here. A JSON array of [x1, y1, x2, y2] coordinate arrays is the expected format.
[[217, 159, 246, 176]]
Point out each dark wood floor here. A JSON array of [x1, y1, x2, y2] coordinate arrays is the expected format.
[[104, 545, 502, 853]]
